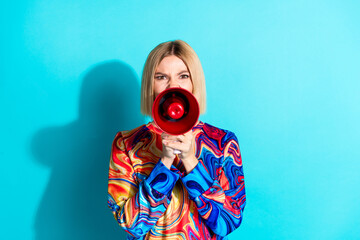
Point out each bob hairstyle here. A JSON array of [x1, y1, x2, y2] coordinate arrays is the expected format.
[[140, 40, 206, 116]]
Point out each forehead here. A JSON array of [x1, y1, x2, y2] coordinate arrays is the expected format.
[[156, 55, 188, 72]]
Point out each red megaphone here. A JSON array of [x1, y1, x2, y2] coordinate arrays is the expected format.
[[152, 88, 200, 135]]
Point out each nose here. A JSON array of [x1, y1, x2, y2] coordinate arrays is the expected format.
[[167, 79, 180, 89]]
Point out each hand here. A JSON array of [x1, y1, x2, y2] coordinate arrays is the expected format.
[[161, 131, 199, 173]]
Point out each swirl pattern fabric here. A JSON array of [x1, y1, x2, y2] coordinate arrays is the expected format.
[[108, 122, 246, 239]]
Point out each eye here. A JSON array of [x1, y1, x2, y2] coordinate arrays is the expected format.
[[179, 74, 190, 79], [155, 75, 167, 80]]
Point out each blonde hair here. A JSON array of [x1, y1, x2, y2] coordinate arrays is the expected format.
[[140, 40, 206, 116]]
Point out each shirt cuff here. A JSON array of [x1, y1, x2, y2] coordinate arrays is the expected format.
[[181, 161, 214, 199], [145, 160, 180, 196]]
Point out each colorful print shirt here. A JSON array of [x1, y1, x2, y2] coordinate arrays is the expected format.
[[108, 121, 246, 239]]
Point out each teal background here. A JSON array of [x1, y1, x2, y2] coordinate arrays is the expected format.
[[1, 1, 360, 239]]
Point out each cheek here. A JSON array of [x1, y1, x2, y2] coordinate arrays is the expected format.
[[153, 82, 165, 98], [186, 80, 194, 93]]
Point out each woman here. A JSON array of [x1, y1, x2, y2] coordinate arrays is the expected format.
[[108, 40, 246, 239]]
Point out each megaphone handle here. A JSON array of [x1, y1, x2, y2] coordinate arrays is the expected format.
[[173, 149, 181, 155]]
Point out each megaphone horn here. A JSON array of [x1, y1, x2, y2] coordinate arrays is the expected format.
[[152, 88, 200, 135]]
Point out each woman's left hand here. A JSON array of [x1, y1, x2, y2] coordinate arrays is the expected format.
[[162, 130, 199, 173]]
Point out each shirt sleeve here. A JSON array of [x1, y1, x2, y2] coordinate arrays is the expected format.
[[181, 132, 246, 237], [107, 132, 179, 238]]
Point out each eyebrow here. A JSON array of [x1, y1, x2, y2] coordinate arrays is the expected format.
[[154, 72, 167, 75], [154, 70, 189, 75], [177, 70, 189, 75]]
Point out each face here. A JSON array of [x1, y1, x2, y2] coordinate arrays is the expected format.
[[153, 55, 193, 99]]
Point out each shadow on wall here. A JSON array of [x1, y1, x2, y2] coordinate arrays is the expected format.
[[31, 60, 143, 240]]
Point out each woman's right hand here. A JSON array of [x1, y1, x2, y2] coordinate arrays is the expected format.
[[160, 133, 176, 169]]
